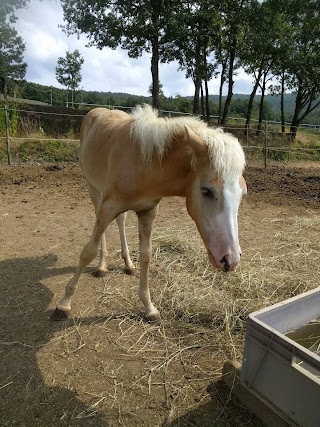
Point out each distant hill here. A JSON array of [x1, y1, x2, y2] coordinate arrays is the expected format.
[[0, 93, 50, 106], [197, 93, 303, 117], [231, 93, 298, 116], [4, 80, 320, 124]]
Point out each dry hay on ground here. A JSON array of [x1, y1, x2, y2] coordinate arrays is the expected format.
[[0, 162, 319, 426]]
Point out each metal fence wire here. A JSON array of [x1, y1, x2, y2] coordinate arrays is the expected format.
[[0, 105, 319, 166]]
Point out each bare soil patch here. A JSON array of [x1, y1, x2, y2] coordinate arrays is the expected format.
[[0, 162, 319, 426]]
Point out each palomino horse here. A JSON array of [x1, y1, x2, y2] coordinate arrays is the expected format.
[[52, 105, 247, 322]]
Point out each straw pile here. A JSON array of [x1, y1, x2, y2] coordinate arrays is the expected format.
[[90, 213, 319, 423]]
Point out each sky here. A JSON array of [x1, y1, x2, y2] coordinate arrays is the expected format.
[[14, 0, 255, 98]]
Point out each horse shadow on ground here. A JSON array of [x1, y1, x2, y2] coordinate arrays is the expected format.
[[163, 381, 261, 427], [0, 253, 109, 427]]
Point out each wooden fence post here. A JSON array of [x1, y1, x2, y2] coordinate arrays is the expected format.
[[4, 104, 11, 165], [264, 119, 267, 169], [246, 123, 249, 147]]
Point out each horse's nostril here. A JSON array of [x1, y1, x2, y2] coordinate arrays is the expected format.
[[220, 256, 230, 272]]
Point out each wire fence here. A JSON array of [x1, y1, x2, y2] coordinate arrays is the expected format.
[[1, 104, 319, 166]]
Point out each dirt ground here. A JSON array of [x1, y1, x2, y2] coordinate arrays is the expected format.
[[0, 161, 319, 427]]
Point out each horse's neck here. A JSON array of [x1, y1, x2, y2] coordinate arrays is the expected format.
[[142, 144, 194, 198]]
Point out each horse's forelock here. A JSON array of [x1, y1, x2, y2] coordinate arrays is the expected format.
[[197, 128, 246, 180]]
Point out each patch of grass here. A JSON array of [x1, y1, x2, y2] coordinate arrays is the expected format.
[[234, 125, 320, 162], [0, 138, 80, 163], [267, 148, 290, 161]]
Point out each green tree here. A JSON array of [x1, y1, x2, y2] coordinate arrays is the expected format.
[[266, 0, 320, 140], [0, 19, 27, 97], [215, 0, 252, 125], [56, 50, 84, 108], [0, 0, 29, 23], [284, 0, 320, 140], [60, 0, 175, 109], [240, 0, 278, 131], [0, 0, 29, 98], [265, 0, 294, 133], [174, 94, 192, 113], [162, 0, 218, 116], [148, 82, 166, 106]]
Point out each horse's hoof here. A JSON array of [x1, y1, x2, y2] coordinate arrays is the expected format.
[[125, 267, 135, 276], [146, 313, 161, 323], [93, 269, 107, 278], [50, 308, 70, 321]]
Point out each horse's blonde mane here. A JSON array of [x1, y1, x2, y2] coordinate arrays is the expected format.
[[130, 104, 245, 179]]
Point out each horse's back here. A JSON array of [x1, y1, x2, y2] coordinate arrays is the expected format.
[[79, 108, 132, 191], [80, 107, 131, 156], [80, 108, 130, 145]]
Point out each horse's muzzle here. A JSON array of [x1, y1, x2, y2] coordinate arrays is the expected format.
[[208, 249, 240, 272], [220, 256, 230, 272], [220, 253, 241, 272]]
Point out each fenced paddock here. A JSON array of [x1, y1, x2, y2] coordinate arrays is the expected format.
[[0, 105, 320, 426], [1, 104, 320, 166]]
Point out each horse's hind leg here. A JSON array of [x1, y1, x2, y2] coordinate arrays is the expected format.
[[96, 233, 108, 276], [136, 206, 160, 322], [87, 182, 108, 276], [52, 199, 118, 320], [116, 212, 135, 275]]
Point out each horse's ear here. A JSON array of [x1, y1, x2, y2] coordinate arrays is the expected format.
[[184, 125, 208, 164]]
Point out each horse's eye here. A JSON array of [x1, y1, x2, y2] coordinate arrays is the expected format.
[[202, 187, 214, 198]]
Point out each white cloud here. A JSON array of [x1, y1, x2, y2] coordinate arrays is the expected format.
[[160, 61, 194, 97], [234, 70, 255, 94], [14, 0, 255, 97]]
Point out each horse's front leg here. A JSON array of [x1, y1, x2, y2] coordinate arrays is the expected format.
[[51, 199, 118, 320], [136, 206, 160, 322]]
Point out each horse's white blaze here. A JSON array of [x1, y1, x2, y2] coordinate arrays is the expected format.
[[207, 182, 243, 271]]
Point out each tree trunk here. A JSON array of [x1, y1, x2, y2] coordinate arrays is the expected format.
[[218, 61, 227, 125], [151, 36, 160, 110], [0, 77, 6, 96], [200, 82, 205, 118], [290, 88, 303, 141], [280, 71, 285, 133], [150, 5, 161, 110], [289, 86, 320, 141], [221, 48, 235, 126], [192, 38, 202, 116], [201, 46, 210, 123], [205, 78, 210, 122], [245, 67, 263, 133], [257, 72, 267, 133], [193, 74, 201, 115], [290, 118, 299, 141]]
